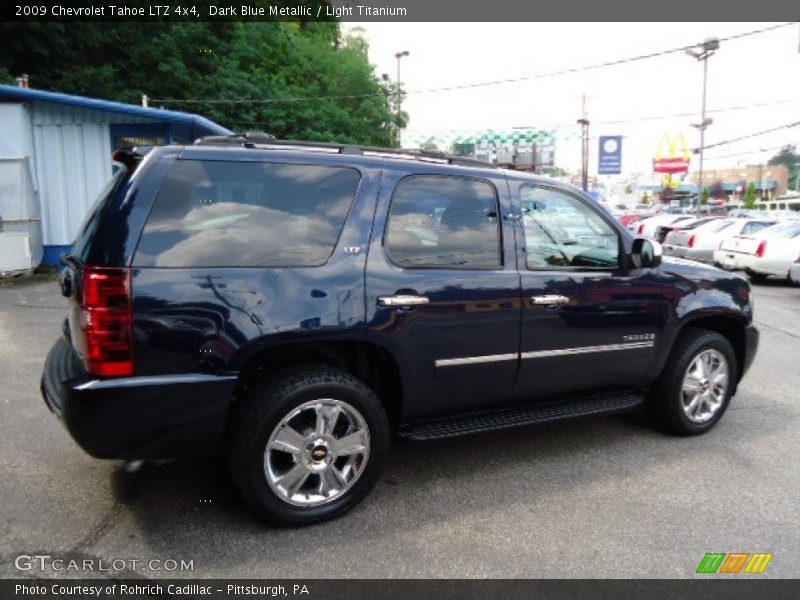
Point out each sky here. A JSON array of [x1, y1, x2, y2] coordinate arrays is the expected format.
[[349, 22, 800, 180]]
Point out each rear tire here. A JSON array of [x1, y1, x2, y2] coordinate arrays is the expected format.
[[228, 365, 389, 526], [647, 329, 737, 436]]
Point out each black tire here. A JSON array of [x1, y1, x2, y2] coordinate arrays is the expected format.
[[748, 273, 768, 284], [647, 328, 738, 436], [228, 365, 390, 526]]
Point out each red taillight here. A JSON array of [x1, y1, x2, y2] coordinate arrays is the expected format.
[[755, 241, 767, 258], [81, 266, 134, 377], [688, 235, 696, 248], [638, 224, 645, 235]]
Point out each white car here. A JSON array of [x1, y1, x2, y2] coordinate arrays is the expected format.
[[631, 214, 694, 239], [714, 221, 800, 281], [664, 218, 776, 263], [790, 257, 800, 285]]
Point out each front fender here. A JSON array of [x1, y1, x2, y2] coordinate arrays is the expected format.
[[651, 259, 753, 382]]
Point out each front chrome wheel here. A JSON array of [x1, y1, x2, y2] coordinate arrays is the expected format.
[[264, 399, 370, 507], [681, 349, 729, 424]]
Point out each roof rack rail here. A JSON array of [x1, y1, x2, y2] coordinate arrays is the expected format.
[[193, 132, 498, 169]]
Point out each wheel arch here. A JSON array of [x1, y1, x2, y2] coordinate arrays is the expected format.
[[663, 313, 748, 387], [233, 340, 404, 429]]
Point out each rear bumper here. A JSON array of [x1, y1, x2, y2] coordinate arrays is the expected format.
[[41, 338, 237, 459], [713, 249, 751, 270], [790, 264, 800, 285], [742, 324, 759, 380]]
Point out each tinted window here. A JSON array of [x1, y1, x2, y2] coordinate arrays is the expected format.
[[73, 170, 128, 261], [521, 186, 620, 270], [385, 175, 501, 269], [134, 160, 360, 267]]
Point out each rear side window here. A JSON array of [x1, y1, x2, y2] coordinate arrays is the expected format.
[[134, 160, 360, 267], [73, 170, 128, 261], [384, 175, 501, 269]]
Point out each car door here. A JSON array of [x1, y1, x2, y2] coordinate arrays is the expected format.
[[365, 167, 521, 421], [511, 182, 666, 400]]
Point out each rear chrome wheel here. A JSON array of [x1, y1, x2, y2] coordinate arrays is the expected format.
[[265, 399, 370, 507], [228, 365, 389, 525], [681, 349, 729, 424]]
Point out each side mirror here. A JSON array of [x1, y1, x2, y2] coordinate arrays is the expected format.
[[631, 238, 663, 269]]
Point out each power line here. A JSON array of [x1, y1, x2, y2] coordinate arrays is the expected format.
[[230, 96, 800, 131], [699, 121, 800, 152], [592, 96, 800, 126], [151, 22, 796, 105], [511, 96, 800, 130], [703, 144, 792, 161]]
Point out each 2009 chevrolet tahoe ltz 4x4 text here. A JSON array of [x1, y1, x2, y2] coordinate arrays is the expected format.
[[42, 134, 758, 525]]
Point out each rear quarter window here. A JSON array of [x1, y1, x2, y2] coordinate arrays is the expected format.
[[133, 160, 360, 268], [72, 170, 129, 261]]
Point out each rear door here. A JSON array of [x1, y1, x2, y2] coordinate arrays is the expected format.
[[510, 182, 665, 400], [365, 166, 521, 421]]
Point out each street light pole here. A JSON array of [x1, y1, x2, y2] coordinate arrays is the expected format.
[[394, 50, 410, 147], [686, 38, 719, 210], [697, 55, 709, 205]]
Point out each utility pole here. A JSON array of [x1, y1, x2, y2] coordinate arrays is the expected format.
[[686, 38, 719, 209], [577, 94, 590, 192]]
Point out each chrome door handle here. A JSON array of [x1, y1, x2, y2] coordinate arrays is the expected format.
[[531, 295, 570, 305], [378, 294, 430, 307]]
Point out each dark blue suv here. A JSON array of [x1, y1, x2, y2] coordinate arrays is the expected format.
[[42, 135, 759, 525]]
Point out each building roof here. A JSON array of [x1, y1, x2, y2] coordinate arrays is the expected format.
[[0, 83, 232, 138]]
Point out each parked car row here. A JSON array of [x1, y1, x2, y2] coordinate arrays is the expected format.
[[714, 221, 800, 282], [665, 219, 776, 263], [606, 204, 800, 283]]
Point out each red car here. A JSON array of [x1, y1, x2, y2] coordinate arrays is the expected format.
[[619, 212, 654, 227]]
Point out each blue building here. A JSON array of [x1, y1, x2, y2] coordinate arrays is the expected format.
[[0, 83, 231, 266]]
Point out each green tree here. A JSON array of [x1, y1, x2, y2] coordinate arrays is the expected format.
[[0, 18, 399, 146], [641, 192, 650, 206], [744, 183, 758, 208], [768, 145, 800, 191]]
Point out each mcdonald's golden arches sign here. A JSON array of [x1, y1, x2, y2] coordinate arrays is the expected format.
[[653, 133, 691, 174]]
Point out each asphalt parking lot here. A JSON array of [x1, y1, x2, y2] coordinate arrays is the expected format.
[[1, 274, 798, 579]]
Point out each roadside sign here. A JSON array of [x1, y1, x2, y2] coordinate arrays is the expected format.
[[598, 136, 622, 175]]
